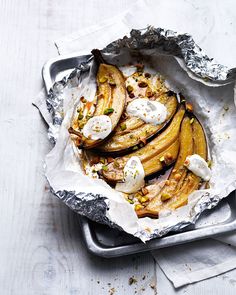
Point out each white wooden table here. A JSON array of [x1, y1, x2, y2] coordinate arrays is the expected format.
[[1, 0, 236, 294]]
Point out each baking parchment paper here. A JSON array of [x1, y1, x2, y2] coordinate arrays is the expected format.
[[44, 27, 236, 242]]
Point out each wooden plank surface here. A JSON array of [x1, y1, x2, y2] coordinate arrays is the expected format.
[[0, 0, 236, 294]]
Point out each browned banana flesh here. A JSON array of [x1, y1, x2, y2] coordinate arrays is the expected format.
[[98, 92, 178, 153], [136, 116, 207, 217], [165, 118, 207, 210], [69, 49, 126, 149], [102, 105, 185, 182]]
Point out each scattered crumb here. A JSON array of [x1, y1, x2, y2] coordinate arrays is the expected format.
[[150, 282, 156, 290], [142, 275, 146, 280], [97, 281, 100, 284], [107, 283, 111, 287], [224, 106, 229, 111], [141, 287, 145, 291], [129, 276, 137, 285], [109, 287, 116, 295]]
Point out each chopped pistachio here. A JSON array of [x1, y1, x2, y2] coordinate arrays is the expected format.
[[109, 79, 116, 86], [102, 165, 108, 171], [129, 134, 134, 139], [128, 199, 134, 204], [139, 196, 149, 203], [104, 108, 114, 115], [161, 192, 172, 202], [100, 157, 105, 164], [207, 160, 212, 168], [113, 160, 120, 168], [132, 146, 138, 151], [134, 193, 142, 199], [79, 121, 85, 129], [86, 115, 92, 120], [135, 204, 144, 211], [126, 85, 133, 93], [190, 118, 195, 124], [160, 156, 165, 162], [99, 76, 108, 83], [78, 114, 84, 120], [120, 123, 127, 131]]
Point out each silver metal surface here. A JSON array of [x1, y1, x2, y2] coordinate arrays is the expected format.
[[79, 192, 236, 258], [42, 51, 236, 256]]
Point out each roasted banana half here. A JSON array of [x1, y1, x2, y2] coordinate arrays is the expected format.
[[101, 105, 185, 181], [98, 77, 178, 153], [135, 116, 209, 218], [71, 51, 211, 218], [69, 49, 126, 149]]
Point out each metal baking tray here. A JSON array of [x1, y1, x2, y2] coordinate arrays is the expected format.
[[42, 53, 236, 258]]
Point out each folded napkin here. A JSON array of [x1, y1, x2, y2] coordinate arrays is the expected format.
[[35, 0, 236, 288]]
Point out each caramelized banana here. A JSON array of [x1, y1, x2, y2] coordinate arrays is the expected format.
[[102, 105, 185, 182], [136, 116, 207, 217], [70, 49, 126, 149], [98, 93, 178, 153]]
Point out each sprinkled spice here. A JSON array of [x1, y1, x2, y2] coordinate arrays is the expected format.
[[129, 92, 135, 98], [138, 81, 148, 88], [144, 72, 151, 78]]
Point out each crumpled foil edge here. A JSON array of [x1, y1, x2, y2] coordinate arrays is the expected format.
[[45, 26, 236, 241]]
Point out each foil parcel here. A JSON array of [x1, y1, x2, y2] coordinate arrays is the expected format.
[[45, 26, 236, 241]]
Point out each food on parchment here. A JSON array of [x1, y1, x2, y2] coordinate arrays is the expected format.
[[69, 49, 126, 149], [135, 116, 210, 217], [69, 49, 211, 218], [98, 84, 178, 153], [101, 105, 185, 182]]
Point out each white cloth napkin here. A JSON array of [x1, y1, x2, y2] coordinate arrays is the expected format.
[[35, 0, 236, 288]]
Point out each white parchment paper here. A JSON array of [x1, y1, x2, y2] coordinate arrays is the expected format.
[[44, 50, 236, 241]]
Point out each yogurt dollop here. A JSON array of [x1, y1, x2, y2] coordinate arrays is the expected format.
[[82, 115, 112, 140], [126, 98, 167, 125], [185, 154, 211, 181], [115, 156, 145, 194]]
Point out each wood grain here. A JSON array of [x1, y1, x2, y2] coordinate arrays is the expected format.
[[1, 0, 236, 294]]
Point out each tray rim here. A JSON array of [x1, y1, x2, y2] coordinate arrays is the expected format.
[[42, 53, 236, 258], [79, 193, 236, 258], [42, 51, 91, 93]]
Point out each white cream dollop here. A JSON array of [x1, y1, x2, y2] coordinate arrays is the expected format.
[[185, 154, 211, 181], [115, 156, 145, 194], [126, 98, 167, 125], [82, 115, 112, 140]]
